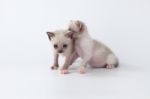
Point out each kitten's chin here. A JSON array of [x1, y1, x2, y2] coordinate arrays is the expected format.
[[60, 53, 66, 57], [58, 52, 65, 56]]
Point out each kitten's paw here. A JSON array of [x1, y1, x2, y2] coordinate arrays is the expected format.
[[78, 67, 86, 74], [61, 69, 69, 74], [51, 66, 58, 70], [106, 64, 115, 69]]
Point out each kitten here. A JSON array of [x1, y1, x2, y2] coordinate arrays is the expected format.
[[68, 20, 119, 74], [47, 29, 78, 74]]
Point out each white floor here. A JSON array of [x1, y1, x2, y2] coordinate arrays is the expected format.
[[0, 62, 150, 99], [1, 0, 150, 98]]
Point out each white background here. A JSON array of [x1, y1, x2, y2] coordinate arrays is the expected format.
[[0, 0, 150, 99]]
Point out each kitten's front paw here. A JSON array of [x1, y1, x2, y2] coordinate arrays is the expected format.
[[61, 69, 69, 74], [78, 67, 86, 74], [51, 66, 59, 70]]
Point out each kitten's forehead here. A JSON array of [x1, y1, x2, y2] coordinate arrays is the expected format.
[[54, 30, 68, 39], [51, 29, 71, 44]]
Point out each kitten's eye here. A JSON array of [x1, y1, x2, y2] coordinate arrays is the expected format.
[[63, 44, 67, 48], [54, 44, 58, 49]]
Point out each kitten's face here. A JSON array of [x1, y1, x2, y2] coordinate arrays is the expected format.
[[68, 20, 84, 35], [68, 20, 81, 33], [47, 30, 73, 53]]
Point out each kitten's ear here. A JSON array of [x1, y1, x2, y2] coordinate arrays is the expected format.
[[65, 31, 74, 39], [75, 20, 83, 32], [47, 32, 55, 40]]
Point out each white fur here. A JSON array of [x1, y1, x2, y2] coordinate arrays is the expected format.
[[47, 29, 77, 74], [68, 20, 119, 73], [50, 30, 73, 57]]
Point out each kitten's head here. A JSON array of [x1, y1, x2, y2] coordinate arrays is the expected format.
[[68, 20, 86, 34], [47, 29, 73, 53]]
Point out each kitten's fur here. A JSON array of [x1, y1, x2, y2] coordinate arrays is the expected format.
[[47, 29, 77, 74], [68, 20, 119, 73]]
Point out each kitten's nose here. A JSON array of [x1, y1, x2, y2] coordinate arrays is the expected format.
[[58, 50, 63, 53]]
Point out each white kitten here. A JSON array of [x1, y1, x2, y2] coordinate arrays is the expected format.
[[47, 29, 78, 74], [68, 20, 119, 74]]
